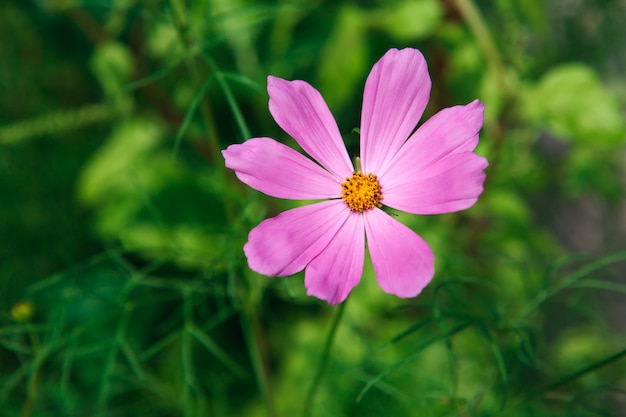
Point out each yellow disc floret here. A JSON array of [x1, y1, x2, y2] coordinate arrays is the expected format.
[[341, 172, 382, 212]]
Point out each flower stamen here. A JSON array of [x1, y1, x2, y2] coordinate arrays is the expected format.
[[341, 172, 382, 212]]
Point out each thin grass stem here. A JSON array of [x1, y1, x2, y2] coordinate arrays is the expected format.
[[168, 0, 223, 171], [240, 304, 277, 417], [533, 347, 626, 396], [516, 251, 626, 323], [453, 0, 507, 94], [303, 300, 348, 417], [181, 289, 196, 417]]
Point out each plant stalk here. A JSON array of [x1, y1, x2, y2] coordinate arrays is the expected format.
[[303, 300, 348, 417]]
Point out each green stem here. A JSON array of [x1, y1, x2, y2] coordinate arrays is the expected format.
[[516, 251, 626, 324], [19, 323, 42, 417], [303, 301, 348, 417], [496, 346, 626, 415], [181, 289, 196, 417], [96, 303, 132, 417], [168, 0, 223, 171], [0, 103, 115, 145], [533, 347, 626, 396], [241, 303, 277, 417], [453, 0, 508, 94], [452, 0, 511, 193]]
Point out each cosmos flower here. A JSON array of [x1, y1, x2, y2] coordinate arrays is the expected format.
[[222, 48, 487, 305]]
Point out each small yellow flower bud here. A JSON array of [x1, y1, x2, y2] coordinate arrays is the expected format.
[[11, 300, 35, 323]]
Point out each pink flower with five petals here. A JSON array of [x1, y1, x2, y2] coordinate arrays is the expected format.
[[222, 48, 487, 305]]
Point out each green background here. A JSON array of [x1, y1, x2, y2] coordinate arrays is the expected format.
[[1, 0, 626, 416]]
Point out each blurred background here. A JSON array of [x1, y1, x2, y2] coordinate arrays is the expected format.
[[1, 0, 625, 416]]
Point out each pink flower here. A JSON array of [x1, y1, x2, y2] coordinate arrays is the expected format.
[[222, 48, 487, 305]]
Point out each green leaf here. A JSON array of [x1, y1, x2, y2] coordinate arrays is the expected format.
[[374, 0, 443, 41], [90, 41, 134, 112], [77, 119, 164, 205], [523, 64, 626, 145]]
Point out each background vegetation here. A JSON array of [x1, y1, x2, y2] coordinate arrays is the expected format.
[[1, 0, 626, 416]]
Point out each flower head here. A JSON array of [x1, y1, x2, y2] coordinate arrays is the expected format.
[[222, 48, 488, 305]]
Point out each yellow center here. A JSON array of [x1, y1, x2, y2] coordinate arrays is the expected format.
[[341, 172, 382, 212]]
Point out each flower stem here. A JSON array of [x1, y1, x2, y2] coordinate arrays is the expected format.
[[302, 300, 348, 417]]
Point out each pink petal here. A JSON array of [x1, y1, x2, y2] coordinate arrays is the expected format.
[[223, 138, 341, 200], [364, 208, 434, 298], [305, 212, 365, 305], [381, 100, 484, 177], [380, 100, 488, 214], [244, 200, 350, 277], [381, 152, 488, 214], [359, 48, 431, 175], [267, 76, 353, 180]]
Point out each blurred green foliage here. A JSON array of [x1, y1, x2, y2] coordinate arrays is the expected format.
[[1, 0, 625, 416]]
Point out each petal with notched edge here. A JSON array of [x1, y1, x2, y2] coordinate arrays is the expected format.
[[244, 200, 349, 277], [364, 208, 434, 298]]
